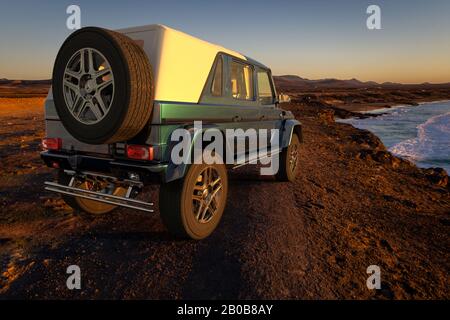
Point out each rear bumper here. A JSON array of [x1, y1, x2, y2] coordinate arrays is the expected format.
[[41, 151, 167, 182], [44, 176, 154, 213]]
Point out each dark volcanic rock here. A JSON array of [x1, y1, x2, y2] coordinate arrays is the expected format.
[[318, 109, 335, 125], [350, 130, 386, 151], [422, 168, 449, 188], [290, 96, 367, 120]]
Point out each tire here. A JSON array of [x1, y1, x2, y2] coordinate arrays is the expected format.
[[276, 133, 300, 182], [52, 27, 154, 144], [57, 171, 126, 215], [159, 163, 228, 240]]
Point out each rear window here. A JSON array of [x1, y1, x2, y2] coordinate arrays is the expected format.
[[230, 61, 254, 100]]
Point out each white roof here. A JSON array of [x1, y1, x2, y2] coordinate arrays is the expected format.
[[116, 24, 247, 103]]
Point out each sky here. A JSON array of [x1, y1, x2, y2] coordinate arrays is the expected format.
[[0, 0, 449, 83]]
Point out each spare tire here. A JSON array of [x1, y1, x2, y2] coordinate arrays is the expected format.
[[52, 27, 154, 144]]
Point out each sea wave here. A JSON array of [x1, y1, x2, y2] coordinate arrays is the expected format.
[[359, 104, 409, 115], [389, 112, 450, 163]]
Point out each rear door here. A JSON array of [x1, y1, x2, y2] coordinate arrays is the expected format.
[[255, 68, 282, 153], [226, 57, 261, 161], [197, 54, 261, 163]]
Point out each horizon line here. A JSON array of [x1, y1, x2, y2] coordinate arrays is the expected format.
[[2, 76, 449, 86]]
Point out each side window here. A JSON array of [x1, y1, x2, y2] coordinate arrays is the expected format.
[[211, 57, 223, 96], [230, 61, 254, 100], [257, 70, 274, 105]]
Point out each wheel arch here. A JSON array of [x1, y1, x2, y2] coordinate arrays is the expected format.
[[281, 119, 303, 149]]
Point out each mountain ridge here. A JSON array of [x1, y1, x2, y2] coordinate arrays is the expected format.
[[274, 75, 450, 90]]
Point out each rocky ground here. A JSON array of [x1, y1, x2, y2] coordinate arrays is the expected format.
[[0, 97, 449, 299]]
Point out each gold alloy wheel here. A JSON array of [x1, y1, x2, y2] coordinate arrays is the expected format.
[[289, 142, 299, 174], [159, 161, 228, 239], [74, 178, 126, 214], [191, 166, 224, 224]]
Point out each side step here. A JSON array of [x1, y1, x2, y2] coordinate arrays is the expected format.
[[44, 181, 154, 213], [232, 148, 281, 170]]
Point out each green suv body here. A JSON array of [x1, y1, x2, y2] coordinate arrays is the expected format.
[[42, 25, 302, 239]]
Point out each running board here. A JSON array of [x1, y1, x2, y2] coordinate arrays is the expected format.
[[232, 149, 281, 170], [44, 181, 154, 213]]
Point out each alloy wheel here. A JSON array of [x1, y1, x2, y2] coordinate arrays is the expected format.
[[191, 167, 224, 223], [63, 48, 114, 125]]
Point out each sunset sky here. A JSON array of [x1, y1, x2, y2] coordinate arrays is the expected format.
[[1, 0, 449, 83]]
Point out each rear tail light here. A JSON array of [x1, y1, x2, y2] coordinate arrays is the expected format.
[[126, 144, 153, 161], [42, 138, 62, 151], [51, 161, 60, 168]]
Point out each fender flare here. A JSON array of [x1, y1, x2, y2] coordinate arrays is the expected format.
[[280, 119, 303, 149]]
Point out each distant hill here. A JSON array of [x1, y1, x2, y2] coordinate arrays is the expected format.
[[1, 77, 449, 97], [0, 79, 51, 97], [274, 75, 450, 90], [0, 79, 51, 86]]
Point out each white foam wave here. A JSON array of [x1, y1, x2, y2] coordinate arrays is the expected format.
[[360, 104, 409, 115], [389, 112, 450, 162]]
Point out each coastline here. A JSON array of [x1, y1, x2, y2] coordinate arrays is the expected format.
[[335, 99, 450, 117], [336, 98, 450, 114], [335, 99, 450, 173], [282, 85, 450, 116]]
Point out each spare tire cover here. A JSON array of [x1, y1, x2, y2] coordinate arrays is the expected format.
[[52, 27, 154, 144]]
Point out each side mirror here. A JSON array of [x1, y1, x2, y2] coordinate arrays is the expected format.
[[277, 93, 291, 104]]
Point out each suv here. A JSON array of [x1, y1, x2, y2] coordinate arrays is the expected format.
[[42, 25, 302, 239]]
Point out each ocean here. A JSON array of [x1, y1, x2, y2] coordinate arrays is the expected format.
[[338, 101, 450, 173]]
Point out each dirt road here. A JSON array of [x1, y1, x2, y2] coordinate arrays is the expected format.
[[0, 98, 449, 299]]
